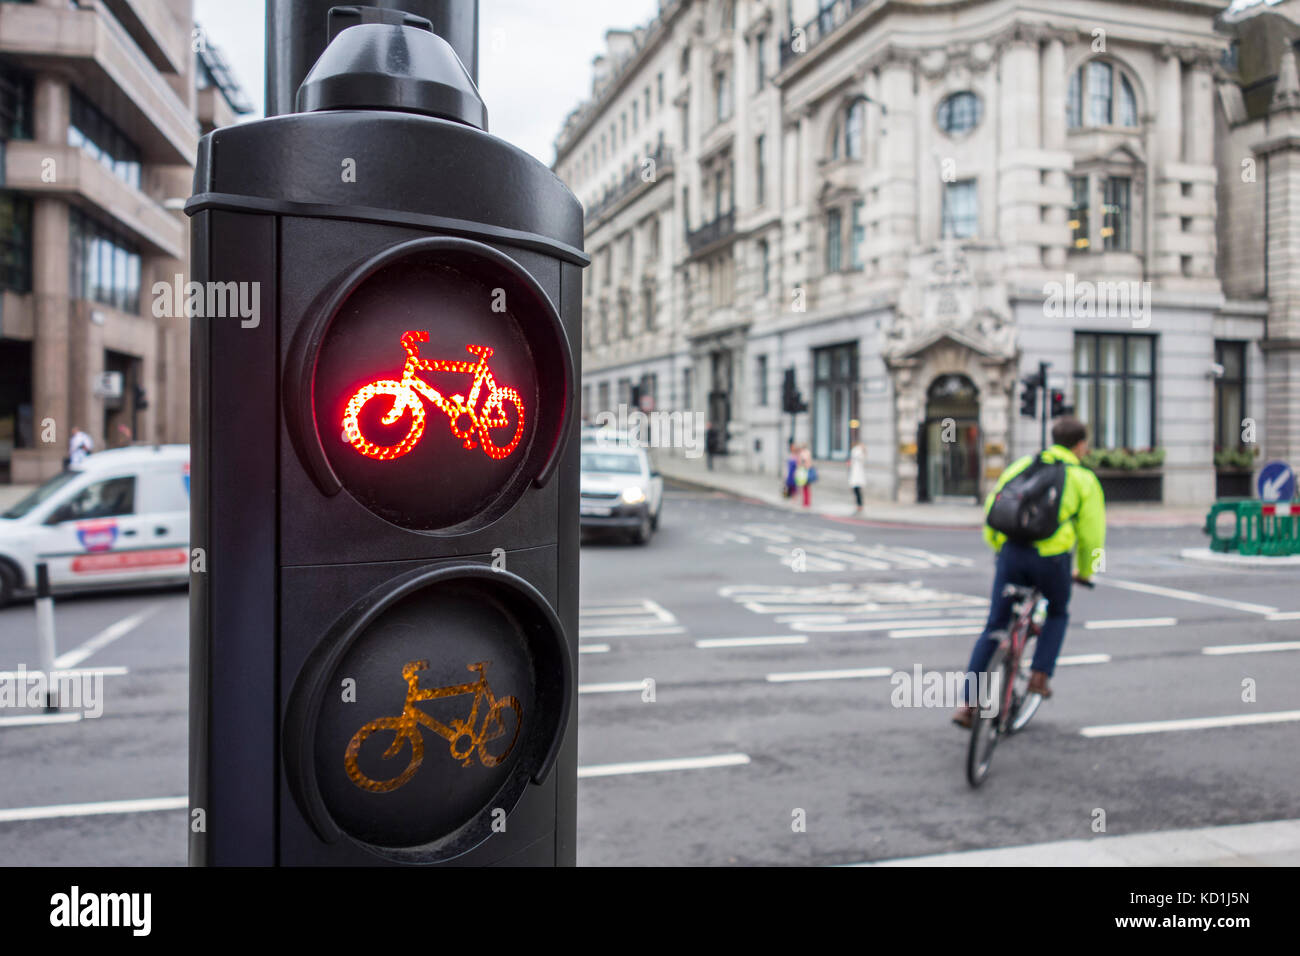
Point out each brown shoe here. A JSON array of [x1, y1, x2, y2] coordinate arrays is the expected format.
[[1027, 670, 1053, 699], [951, 705, 975, 729]]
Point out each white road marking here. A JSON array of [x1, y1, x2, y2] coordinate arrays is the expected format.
[[54, 607, 159, 669], [579, 625, 686, 638], [1100, 578, 1277, 616], [1267, 611, 1300, 621], [579, 681, 649, 694], [578, 644, 610, 654], [1084, 617, 1178, 630], [1203, 641, 1300, 656], [888, 625, 986, 639], [0, 666, 128, 681], [0, 713, 84, 728], [695, 635, 809, 648], [1056, 653, 1112, 665], [0, 795, 188, 824], [765, 667, 894, 683], [577, 753, 751, 778], [1080, 710, 1300, 738]]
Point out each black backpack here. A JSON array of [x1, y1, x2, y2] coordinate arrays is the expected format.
[[987, 455, 1067, 543]]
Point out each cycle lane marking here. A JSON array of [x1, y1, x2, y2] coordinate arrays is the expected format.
[[1079, 710, 1300, 738], [695, 635, 809, 648], [53, 606, 159, 669], [577, 753, 751, 778], [1202, 641, 1300, 655], [1098, 578, 1277, 616], [1083, 617, 1178, 630], [0, 713, 84, 728], [765, 667, 894, 683], [0, 796, 188, 824]]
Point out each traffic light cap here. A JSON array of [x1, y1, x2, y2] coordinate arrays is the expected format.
[[297, 20, 488, 130]]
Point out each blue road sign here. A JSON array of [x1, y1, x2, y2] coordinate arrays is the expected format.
[[1257, 461, 1296, 502]]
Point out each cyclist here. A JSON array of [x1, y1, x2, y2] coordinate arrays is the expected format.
[[952, 416, 1105, 728]]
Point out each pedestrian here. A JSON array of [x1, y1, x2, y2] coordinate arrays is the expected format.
[[68, 425, 93, 469], [705, 423, 718, 471], [796, 445, 816, 508], [783, 441, 798, 498], [849, 440, 866, 514]]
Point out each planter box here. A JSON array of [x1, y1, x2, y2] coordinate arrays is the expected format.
[[1091, 468, 1163, 503]]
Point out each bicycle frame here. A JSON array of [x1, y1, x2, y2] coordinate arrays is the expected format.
[[342, 331, 525, 461], [401, 661, 503, 764]]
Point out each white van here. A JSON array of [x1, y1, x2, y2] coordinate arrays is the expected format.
[[0, 445, 190, 606]]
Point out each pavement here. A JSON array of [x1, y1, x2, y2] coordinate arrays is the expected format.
[[654, 454, 1211, 529]]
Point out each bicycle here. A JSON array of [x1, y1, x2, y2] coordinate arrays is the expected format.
[[342, 330, 525, 462], [966, 578, 1095, 787], [344, 660, 523, 793]]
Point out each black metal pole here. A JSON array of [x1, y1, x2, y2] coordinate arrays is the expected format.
[[266, 0, 479, 118], [1038, 360, 1051, 451]]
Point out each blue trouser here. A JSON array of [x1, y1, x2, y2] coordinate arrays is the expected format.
[[964, 541, 1073, 702]]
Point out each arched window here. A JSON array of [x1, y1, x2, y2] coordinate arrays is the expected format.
[[1067, 59, 1139, 129], [832, 99, 866, 160], [937, 91, 983, 135]]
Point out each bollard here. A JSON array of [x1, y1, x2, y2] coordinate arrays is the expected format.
[[34, 563, 58, 712]]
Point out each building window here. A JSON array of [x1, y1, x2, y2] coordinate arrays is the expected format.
[[850, 200, 865, 270], [826, 208, 842, 272], [68, 90, 142, 190], [658, 72, 665, 105], [755, 33, 767, 90], [758, 239, 770, 295], [1069, 176, 1090, 250], [1068, 60, 1139, 129], [0, 68, 33, 141], [1102, 177, 1131, 251], [941, 180, 978, 239], [682, 366, 693, 409], [834, 99, 865, 160], [1214, 341, 1247, 453], [937, 91, 982, 135], [1074, 333, 1156, 450], [0, 193, 33, 293], [756, 354, 768, 406], [755, 134, 766, 205], [715, 71, 732, 123], [812, 343, 858, 460], [632, 101, 639, 132], [597, 381, 610, 412], [69, 208, 140, 313]]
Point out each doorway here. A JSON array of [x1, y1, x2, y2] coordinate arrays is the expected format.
[[917, 374, 980, 502]]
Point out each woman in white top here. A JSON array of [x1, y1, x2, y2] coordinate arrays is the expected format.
[[848, 441, 866, 514]]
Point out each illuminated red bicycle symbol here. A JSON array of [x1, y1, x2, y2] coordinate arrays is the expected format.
[[341, 331, 525, 461]]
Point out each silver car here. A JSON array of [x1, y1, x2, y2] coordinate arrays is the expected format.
[[579, 445, 663, 544]]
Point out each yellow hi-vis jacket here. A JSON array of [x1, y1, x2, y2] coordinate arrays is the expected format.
[[982, 445, 1107, 578]]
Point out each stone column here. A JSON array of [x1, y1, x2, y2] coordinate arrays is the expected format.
[[878, 50, 917, 277], [1153, 48, 1183, 279], [1040, 35, 1069, 271], [997, 30, 1042, 269]]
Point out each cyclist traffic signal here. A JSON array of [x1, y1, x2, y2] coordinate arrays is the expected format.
[[187, 5, 584, 866], [1049, 388, 1073, 419]]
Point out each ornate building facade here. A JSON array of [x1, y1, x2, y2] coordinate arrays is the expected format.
[[554, 0, 1295, 506]]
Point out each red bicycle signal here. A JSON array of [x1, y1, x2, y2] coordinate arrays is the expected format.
[[342, 331, 526, 462]]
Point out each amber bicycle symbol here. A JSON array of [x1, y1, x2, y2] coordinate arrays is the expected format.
[[342, 330, 526, 461], [344, 660, 523, 793]]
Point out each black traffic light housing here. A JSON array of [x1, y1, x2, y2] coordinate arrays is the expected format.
[[1019, 375, 1040, 419], [781, 367, 808, 415], [1049, 388, 1073, 419], [187, 10, 585, 866]]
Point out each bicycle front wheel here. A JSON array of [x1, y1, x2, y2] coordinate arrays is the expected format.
[[1007, 631, 1042, 735], [477, 388, 525, 460], [344, 716, 424, 793], [342, 381, 425, 460], [966, 644, 1009, 788], [477, 695, 523, 768]]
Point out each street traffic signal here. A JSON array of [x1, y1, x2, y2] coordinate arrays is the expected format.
[[187, 7, 584, 866], [782, 367, 808, 414], [1049, 388, 1073, 419], [1019, 377, 1039, 419]]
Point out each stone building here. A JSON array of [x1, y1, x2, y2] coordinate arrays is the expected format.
[[555, 0, 1300, 506], [0, 0, 250, 483]]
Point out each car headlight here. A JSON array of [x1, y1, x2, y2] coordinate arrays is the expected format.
[[621, 487, 646, 505]]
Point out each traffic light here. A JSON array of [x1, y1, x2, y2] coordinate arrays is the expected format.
[[1019, 377, 1039, 419], [782, 367, 808, 414], [187, 9, 584, 866], [1049, 388, 1073, 419]]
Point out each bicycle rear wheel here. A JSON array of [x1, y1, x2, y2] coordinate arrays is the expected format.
[[966, 644, 1009, 788]]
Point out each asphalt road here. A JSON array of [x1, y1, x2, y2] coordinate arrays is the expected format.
[[0, 486, 1297, 865]]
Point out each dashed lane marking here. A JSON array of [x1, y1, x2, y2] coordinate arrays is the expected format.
[[1202, 641, 1300, 656], [577, 753, 751, 778], [1080, 710, 1300, 738]]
